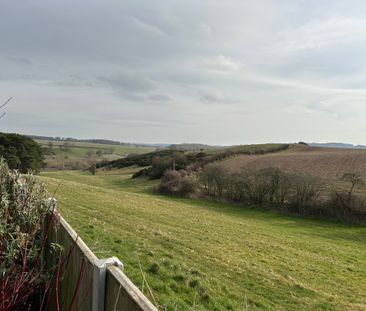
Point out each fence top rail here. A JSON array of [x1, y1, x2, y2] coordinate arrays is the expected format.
[[57, 213, 99, 264], [107, 265, 158, 311], [53, 211, 157, 310]]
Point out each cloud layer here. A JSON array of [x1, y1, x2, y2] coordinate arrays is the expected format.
[[1, 0, 366, 144]]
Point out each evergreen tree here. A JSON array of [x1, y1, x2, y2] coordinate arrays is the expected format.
[[0, 132, 44, 172]]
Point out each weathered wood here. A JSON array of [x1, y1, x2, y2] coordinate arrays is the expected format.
[[45, 212, 157, 311], [46, 215, 96, 311], [105, 266, 158, 311]]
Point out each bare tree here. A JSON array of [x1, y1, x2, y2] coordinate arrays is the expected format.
[[199, 163, 227, 197], [290, 174, 323, 215], [341, 172, 364, 201]]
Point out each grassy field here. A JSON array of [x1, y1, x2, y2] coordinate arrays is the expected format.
[[36, 139, 156, 170], [40, 168, 366, 310]]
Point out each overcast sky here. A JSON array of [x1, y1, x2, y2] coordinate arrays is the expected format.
[[1, 0, 366, 145]]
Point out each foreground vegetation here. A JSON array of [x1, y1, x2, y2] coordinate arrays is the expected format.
[[41, 169, 366, 310], [0, 160, 54, 309]]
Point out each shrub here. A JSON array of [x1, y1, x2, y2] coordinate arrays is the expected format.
[[0, 158, 56, 309], [157, 170, 200, 197], [89, 163, 97, 175], [132, 168, 149, 178], [328, 191, 365, 221], [288, 173, 323, 215], [157, 170, 182, 195], [180, 176, 200, 197]]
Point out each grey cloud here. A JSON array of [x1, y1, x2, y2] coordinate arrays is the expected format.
[[276, 17, 366, 53], [7, 57, 32, 66], [97, 74, 157, 96], [130, 17, 167, 37], [198, 89, 239, 105], [199, 55, 241, 73], [1, 0, 366, 144], [148, 94, 171, 102]]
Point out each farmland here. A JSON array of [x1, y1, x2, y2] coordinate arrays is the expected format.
[[41, 167, 366, 310], [36, 138, 156, 170], [223, 145, 366, 179], [223, 144, 366, 196]]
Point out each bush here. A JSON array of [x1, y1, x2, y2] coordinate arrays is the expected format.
[[288, 173, 323, 215], [0, 158, 56, 309], [180, 177, 200, 197], [157, 170, 200, 197], [157, 170, 183, 195], [132, 168, 149, 178], [149, 153, 189, 179], [328, 190, 366, 221]]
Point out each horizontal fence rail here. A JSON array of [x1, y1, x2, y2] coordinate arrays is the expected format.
[[45, 210, 157, 311]]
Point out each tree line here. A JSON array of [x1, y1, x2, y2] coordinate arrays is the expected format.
[[158, 163, 366, 223]]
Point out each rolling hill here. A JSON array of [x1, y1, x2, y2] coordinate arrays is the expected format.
[[223, 144, 366, 182], [40, 168, 366, 310]]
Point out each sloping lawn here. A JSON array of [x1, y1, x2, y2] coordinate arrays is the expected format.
[[41, 170, 366, 310]]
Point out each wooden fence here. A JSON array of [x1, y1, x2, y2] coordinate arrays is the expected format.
[[45, 211, 157, 311]]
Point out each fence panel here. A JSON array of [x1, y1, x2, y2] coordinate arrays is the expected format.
[[105, 265, 158, 311], [46, 212, 157, 311], [46, 215, 97, 310]]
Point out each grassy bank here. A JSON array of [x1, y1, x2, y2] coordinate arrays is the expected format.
[[40, 170, 366, 310]]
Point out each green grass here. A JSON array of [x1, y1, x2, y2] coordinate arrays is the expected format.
[[37, 139, 156, 155], [40, 170, 366, 310], [37, 139, 156, 170]]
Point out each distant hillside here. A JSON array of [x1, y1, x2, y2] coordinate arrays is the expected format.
[[28, 134, 158, 148], [309, 142, 366, 149], [96, 149, 179, 170], [223, 145, 366, 180], [169, 143, 223, 151], [97, 143, 291, 178], [34, 136, 156, 170]]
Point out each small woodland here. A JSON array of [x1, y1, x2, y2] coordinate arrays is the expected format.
[[0, 132, 44, 173]]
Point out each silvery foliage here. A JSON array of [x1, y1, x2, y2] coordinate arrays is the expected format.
[[0, 158, 52, 268]]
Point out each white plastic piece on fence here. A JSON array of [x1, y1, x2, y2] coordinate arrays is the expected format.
[[93, 257, 124, 311]]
